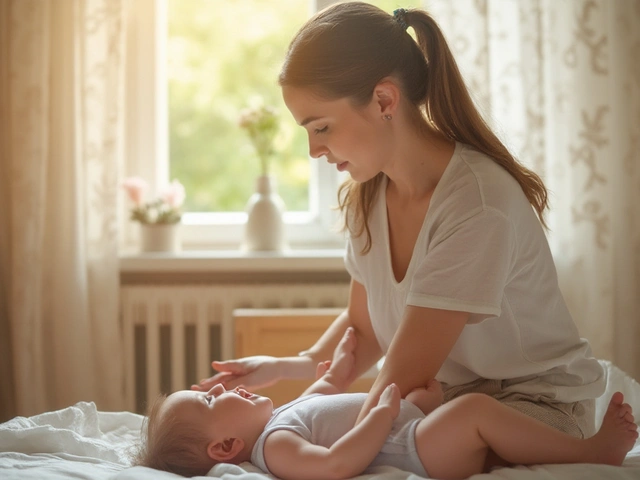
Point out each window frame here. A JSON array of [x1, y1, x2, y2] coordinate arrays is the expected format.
[[122, 0, 345, 251]]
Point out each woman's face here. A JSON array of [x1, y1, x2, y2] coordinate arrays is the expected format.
[[282, 85, 392, 183]]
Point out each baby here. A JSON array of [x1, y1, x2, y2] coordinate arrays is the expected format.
[[135, 328, 638, 479]]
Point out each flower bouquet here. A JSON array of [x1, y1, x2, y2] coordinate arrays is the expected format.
[[122, 177, 185, 224], [122, 177, 186, 252], [239, 104, 279, 176]]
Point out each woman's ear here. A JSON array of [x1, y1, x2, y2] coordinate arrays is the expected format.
[[372, 79, 401, 117], [207, 437, 245, 462]]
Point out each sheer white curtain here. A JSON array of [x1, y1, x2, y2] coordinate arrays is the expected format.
[[426, 0, 640, 380], [0, 0, 126, 420]]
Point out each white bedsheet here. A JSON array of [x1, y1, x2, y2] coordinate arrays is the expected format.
[[1, 360, 639, 480]]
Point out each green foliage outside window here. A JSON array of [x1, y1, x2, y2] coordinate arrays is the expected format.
[[168, 0, 309, 213]]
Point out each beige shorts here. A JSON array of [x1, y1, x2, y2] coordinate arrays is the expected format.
[[442, 378, 596, 439]]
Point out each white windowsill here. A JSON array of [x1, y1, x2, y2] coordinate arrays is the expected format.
[[119, 248, 347, 275]]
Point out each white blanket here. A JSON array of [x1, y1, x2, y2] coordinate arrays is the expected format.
[[1, 360, 639, 480]]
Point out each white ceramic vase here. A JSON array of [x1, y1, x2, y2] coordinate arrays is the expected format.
[[140, 223, 181, 253], [244, 175, 287, 252]]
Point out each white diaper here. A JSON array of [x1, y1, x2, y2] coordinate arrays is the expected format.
[[366, 417, 429, 478]]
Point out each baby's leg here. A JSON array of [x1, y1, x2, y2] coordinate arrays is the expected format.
[[415, 392, 638, 480]]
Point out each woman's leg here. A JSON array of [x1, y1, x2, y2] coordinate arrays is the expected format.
[[415, 392, 637, 480]]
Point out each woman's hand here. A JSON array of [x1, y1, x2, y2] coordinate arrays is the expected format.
[[405, 379, 444, 416], [191, 355, 283, 392]]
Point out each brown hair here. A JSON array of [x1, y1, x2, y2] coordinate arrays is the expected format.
[[134, 394, 215, 477], [279, 2, 548, 253]]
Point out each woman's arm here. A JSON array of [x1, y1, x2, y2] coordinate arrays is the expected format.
[[192, 280, 382, 392], [263, 384, 400, 480], [355, 305, 469, 424]]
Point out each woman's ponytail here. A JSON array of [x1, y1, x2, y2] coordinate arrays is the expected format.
[[407, 10, 549, 226]]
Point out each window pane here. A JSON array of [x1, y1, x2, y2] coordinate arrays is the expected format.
[[167, 0, 310, 213]]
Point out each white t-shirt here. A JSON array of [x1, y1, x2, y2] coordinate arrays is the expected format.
[[344, 142, 605, 403]]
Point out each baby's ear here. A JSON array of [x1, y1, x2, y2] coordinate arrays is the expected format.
[[207, 437, 245, 462]]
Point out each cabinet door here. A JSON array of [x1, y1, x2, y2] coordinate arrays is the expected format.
[[234, 308, 375, 407]]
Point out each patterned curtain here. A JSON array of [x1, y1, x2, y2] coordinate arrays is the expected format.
[[426, 0, 640, 379], [0, 0, 126, 420]]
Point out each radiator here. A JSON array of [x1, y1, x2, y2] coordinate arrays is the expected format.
[[120, 284, 349, 412]]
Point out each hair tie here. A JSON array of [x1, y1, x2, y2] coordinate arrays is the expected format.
[[393, 8, 409, 31]]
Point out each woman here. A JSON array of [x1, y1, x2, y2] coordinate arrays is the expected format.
[[194, 2, 605, 444]]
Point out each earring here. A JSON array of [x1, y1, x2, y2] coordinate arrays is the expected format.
[[383, 114, 392, 121]]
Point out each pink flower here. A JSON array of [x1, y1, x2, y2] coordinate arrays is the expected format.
[[160, 179, 186, 209], [122, 177, 148, 206]]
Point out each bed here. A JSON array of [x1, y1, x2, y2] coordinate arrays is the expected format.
[[1, 360, 639, 480]]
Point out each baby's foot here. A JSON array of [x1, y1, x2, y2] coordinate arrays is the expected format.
[[325, 327, 358, 390], [588, 392, 638, 465]]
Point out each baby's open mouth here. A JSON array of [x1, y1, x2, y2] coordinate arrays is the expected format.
[[235, 388, 253, 399]]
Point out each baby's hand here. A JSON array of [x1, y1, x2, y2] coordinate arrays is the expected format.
[[315, 360, 332, 380], [376, 383, 401, 420], [405, 379, 443, 415], [322, 327, 358, 391]]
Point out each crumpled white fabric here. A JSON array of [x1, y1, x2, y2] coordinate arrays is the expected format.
[[0, 401, 142, 466]]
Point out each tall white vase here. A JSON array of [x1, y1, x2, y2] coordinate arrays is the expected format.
[[244, 175, 287, 252]]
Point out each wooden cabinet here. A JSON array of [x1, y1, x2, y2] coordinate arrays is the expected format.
[[233, 308, 376, 407]]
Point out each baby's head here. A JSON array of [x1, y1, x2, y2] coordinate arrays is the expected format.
[[135, 385, 273, 477]]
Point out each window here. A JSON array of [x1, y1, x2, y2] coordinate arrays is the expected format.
[[167, 1, 311, 215], [124, 0, 420, 251]]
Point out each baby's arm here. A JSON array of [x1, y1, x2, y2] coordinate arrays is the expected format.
[[264, 383, 400, 480], [301, 327, 357, 397], [405, 379, 444, 416]]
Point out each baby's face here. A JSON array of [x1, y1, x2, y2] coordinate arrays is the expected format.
[[162, 386, 274, 440]]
